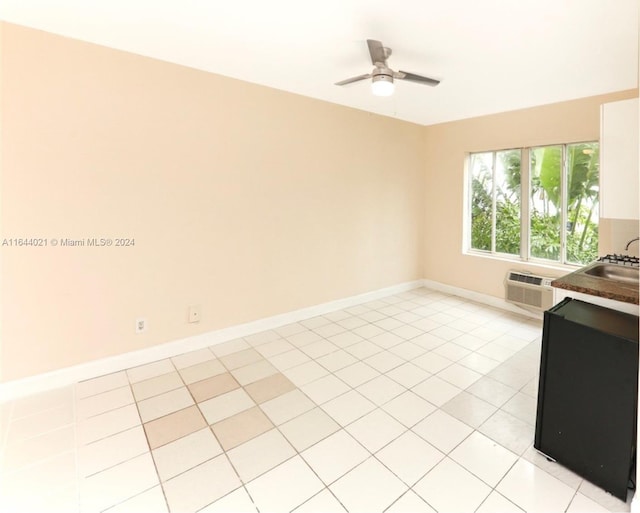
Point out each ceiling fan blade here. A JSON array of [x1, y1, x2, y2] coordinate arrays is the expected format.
[[397, 71, 440, 87], [335, 73, 371, 86], [366, 39, 387, 66]]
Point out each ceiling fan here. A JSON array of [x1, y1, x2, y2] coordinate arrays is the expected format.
[[335, 39, 440, 96]]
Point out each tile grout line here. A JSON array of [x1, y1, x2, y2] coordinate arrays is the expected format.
[[188, 346, 266, 513], [74, 370, 166, 511], [151, 345, 262, 513], [124, 363, 171, 513]]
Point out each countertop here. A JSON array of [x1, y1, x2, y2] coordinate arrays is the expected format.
[[551, 266, 639, 305]]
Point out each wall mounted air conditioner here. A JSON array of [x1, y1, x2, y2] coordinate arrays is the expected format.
[[505, 270, 554, 311]]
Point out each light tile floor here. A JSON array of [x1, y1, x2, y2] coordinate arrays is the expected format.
[[0, 287, 634, 512]]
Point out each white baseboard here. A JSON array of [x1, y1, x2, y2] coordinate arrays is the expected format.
[[421, 279, 543, 320], [0, 280, 424, 401]]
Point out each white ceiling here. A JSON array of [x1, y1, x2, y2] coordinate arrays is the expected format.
[[1, 0, 638, 126]]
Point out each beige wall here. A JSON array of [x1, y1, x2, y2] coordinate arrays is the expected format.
[[423, 89, 638, 298], [599, 218, 640, 255], [0, 23, 425, 381]]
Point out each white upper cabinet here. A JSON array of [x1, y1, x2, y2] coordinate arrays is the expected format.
[[599, 98, 639, 220]]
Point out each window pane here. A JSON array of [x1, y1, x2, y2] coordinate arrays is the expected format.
[[469, 152, 493, 251], [495, 149, 521, 255], [566, 142, 599, 264], [530, 146, 562, 261]]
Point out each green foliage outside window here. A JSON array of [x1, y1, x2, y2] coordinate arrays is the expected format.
[[470, 142, 599, 265]]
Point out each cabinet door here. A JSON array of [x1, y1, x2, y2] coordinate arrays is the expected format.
[[600, 98, 639, 220]]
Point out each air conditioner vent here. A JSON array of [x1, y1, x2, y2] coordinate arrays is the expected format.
[[508, 272, 543, 286], [505, 270, 554, 311]]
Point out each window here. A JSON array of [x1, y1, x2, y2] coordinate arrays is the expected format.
[[467, 142, 599, 266]]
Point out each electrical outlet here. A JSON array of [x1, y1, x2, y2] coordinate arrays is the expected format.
[[188, 305, 201, 323], [136, 317, 147, 333]]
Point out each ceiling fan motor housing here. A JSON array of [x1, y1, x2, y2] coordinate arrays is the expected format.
[[372, 67, 394, 84]]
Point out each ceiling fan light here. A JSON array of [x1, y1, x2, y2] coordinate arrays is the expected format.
[[371, 75, 394, 96]]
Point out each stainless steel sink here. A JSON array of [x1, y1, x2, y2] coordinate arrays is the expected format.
[[583, 263, 639, 285]]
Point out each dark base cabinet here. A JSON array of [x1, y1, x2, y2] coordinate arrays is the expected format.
[[535, 298, 639, 501]]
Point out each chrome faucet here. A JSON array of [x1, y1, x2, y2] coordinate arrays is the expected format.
[[624, 237, 639, 251]]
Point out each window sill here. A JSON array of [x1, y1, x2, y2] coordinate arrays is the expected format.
[[463, 250, 584, 275]]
